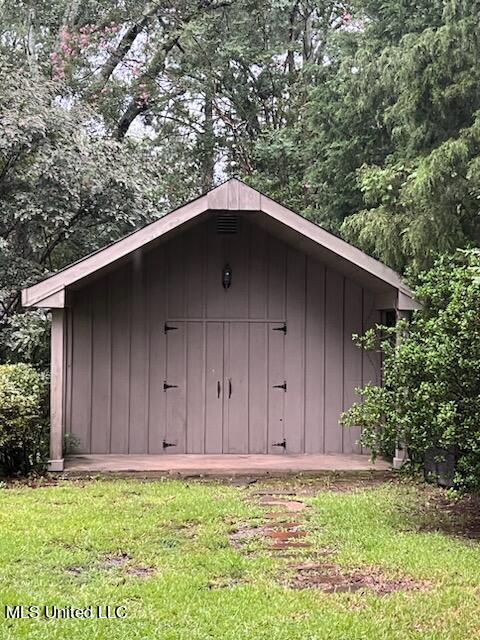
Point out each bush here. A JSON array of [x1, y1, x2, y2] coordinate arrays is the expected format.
[[0, 364, 49, 474], [341, 249, 480, 491]]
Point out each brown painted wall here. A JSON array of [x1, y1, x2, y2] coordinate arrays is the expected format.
[[66, 215, 381, 455]]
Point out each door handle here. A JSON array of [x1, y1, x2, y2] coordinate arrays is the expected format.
[[217, 380, 221, 398], [228, 378, 232, 398]]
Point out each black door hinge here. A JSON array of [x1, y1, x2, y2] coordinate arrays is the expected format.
[[163, 381, 178, 391], [272, 323, 287, 334], [272, 438, 286, 449], [164, 323, 178, 333], [162, 439, 177, 449], [272, 381, 287, 391]]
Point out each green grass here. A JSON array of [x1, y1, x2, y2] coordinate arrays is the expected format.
[[0, 477, 479, 639]]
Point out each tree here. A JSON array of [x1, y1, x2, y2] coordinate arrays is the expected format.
[[2, 0, 480, 321], [0, 0, 359, 193], [0, 58, 162, 358], [339, 2, 480, 271]]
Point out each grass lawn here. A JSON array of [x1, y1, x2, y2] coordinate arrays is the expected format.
[[1, 476, 479, 639]]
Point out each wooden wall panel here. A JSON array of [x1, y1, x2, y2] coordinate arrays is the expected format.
[[110, 266, 131, 453], [69, 290, 92, 453], [147, 250, 166, 453], [128, 258, 149, 453], [205, 224, 225, 319], [342, 279, 363, 454], [224, 322, 249, 452], [248, 323, 268, 453], [267, 236, 286, 320], [164, 321, 186, 452], [186, 321, 205, 453], [89, 279, 111, 453], [224, 224, 249, 319], [248, 226, 267, 318], [204, 322, 224, 453], [65, 308, 73, 452], [185, 229, 204, 318], [324, 269, 344, 453], [167, 237, 185, 318], [304, 259, 325, 453], [284, 248, 306, 453]]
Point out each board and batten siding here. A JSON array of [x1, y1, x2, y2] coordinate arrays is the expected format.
[[66, 216, 381, 455]]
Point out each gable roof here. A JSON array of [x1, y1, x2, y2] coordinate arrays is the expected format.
[[22, 178, 417, 310]]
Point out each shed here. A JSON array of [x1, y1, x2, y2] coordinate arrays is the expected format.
[[22, 179, 416, 471]]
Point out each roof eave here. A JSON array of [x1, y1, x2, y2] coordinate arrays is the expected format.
[[22, 178, 418, 310]]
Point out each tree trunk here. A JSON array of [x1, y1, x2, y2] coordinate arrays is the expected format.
[[200, 84, 215, 192], [113, 34, 179, 140], [26, 3, 38, 77], [96, 4, 158, 91]]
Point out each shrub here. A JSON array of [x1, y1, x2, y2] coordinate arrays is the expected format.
[[0, 364, 49, 474], [341, 249, 480, 491]]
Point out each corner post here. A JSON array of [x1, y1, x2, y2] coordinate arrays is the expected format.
[[49, 308, 66, 471], [393, 308, 410, 470]]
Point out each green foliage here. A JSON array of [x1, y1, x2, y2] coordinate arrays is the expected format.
[[246, 1, 480, 271], [2, 0, 478, 279], [0, 311, 50, 369], [337, 5, 480, 271], [0, 364, 49, 474], [0, 56, 164, 361], [342, 249, 480, 491]]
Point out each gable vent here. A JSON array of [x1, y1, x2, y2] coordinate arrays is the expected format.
[[216, 214, 238, 234]]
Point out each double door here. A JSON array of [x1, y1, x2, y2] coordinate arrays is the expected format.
[[162, 320, 286, 453]]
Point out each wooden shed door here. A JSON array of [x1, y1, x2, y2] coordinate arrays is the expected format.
[[163, 320, 286, 453], [223, 321, 286, 454]]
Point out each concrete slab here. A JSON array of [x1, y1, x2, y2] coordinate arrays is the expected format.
[[64, 453, 391, 477]]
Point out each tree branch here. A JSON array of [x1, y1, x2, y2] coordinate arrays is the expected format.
[[113, 33, 180, 139], [96, 3, 159, 90], [113, 0, 232, 139]]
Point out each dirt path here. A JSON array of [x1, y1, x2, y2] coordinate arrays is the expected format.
[[229, 482, 431, 595]]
